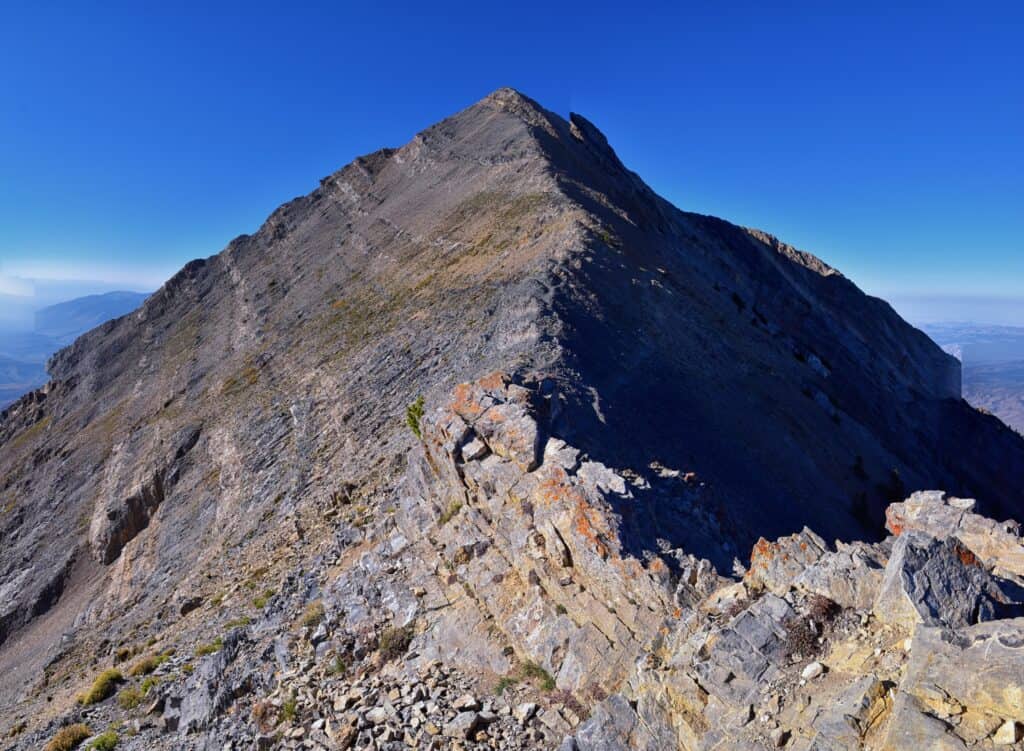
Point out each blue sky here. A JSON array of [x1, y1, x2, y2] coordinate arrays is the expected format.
[[1, 1, 1021, 323]]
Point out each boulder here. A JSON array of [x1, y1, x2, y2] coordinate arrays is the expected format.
[[873, 531, 1009, 628]]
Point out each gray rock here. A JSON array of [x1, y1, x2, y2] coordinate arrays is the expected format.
[[873, 531, 1009, 628]]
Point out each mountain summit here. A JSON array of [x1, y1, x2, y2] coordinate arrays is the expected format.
[[2, 89, 1022, 749]]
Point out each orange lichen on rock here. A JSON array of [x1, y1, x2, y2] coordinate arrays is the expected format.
[[450, 382, 486, 420], [954, 542, 979, 567], [478, 371, 509, 391], [749, 538, 776, 571], [885, 505, 905, 536], [573, 499, 611, 560]]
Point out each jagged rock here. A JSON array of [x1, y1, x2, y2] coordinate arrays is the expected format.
[[873, 531, 1011, 628], [887, 490, 1024, 578], [791, 541, 886, 611], [890, 618, 1024, 746], [746, 528, 828, 595]]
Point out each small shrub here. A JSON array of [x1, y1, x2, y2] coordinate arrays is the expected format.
[[405, 396, 425, 439], [113, 647, 132, 664], [281, 693, 298, 723], [438, 500, 462, 526], [378, 625, 414, 661], [252, 699, 277, 732], [118, 686, 142, 710], [128, 656, 158, 676], [252, 589, 276, 608], [520, 661, 556, 691], [181, 663, 194, 675], [555, 604, 568, 615], [140, 676, 160, 695], [87, 731, 117, 751], [784, 617, 818, 659], [79, 669, 124, 705], [495, 676, 518, 695], [327, 654, 350, 676], [44, 724, 91, 751], [195, 637, 223, 657], [807, 594, 840, 624], [225, 616, 252, 629], [299, 600, 325, 628]]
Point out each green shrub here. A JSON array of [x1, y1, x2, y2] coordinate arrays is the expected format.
[[195, 637, 223, 657], [299, 600, 325, 628], [87, 731, 117, 751], [327, 654, 350, 676], [140, 676, 160, 695], [438, 500, 462, 526], [225, 616, 252, 629], [118, 686, 142, 709], [252, 589, 276, 608], [44, 724, 91, 751], [281, 693, 298, 723], [405, 396, 425, 439], [181, 663, 194, 675], [78, 669, 124, 705], [378, 625, 414, 661], [520, 661, 555, 691], [127, 656, 157, 676]]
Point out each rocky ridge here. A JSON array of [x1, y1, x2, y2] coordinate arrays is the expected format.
[[1, 89, 1024, 749]]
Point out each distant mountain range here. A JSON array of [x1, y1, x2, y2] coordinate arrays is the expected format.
[[923, 322, 1024, 433], [0, 291, 149, 408]]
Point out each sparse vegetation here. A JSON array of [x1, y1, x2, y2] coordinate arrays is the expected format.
[[281, 693, 298, 723], [299, 600, 325, 628], [86, 731, 118, 751], [127, 656, 158, 676], [195, 637, 223, 657], [519, 660, 556, 691], [140, 676, 160, 695], [378, 624, 415, 661], [253, 589, 276, 608], [79, 669, 124, 705], [181, 663, 194, 675], [405, 396, 425, 439], [113, 646, 133, 664], [807, 594, 840, 624], [225, 616, 252, 629], [495, 675, 519, 695], [327, 654, 350, 676], [438, 500, 462, 526], [252, 699, 277, 732], [784, 616, 819, 659], [44, 724, 91, 751], [118, 686, 142, 710]]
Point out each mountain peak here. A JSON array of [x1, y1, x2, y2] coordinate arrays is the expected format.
[[2, 90, 1023, 750]]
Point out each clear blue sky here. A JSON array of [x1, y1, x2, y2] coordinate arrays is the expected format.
[[1, 1, 1021, 322]]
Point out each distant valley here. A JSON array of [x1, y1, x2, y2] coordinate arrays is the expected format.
[[0, 291, 149, 408], [923, 322, 1024, 433]]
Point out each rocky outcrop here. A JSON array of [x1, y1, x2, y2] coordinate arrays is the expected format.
[[2, 90, 1024, 749]]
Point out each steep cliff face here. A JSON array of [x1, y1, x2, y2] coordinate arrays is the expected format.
[[1, 89, 1022, 749]]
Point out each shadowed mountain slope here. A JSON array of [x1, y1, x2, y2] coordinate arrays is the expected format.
[[1, 89, 1022, 743]]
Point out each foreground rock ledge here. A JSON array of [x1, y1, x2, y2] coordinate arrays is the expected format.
[[12, 375, 1024, 750]]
